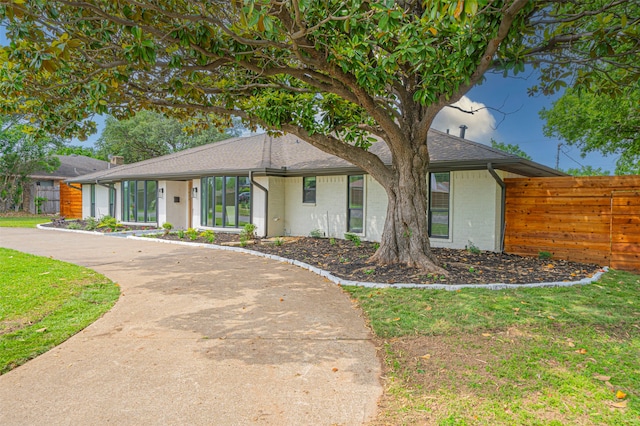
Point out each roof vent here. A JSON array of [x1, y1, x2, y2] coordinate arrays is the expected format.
[[459, 125, 468, 139]]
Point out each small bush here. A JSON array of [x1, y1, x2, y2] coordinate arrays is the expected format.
[[329, 238, 336, 245], [97, 215, 123, 232], [84, 217, 98, 231], [274, 237, 284, 246], [186, 228, 199, 241], [538, 251, 553, 260], [240, 223, 257, 241], [199, 230, 215, 243], [344, 232, 361, 247], [466, 241, 481, 254], [309, 229, 324, 238], [177, 229, 185, 239], [373, 242, 380, 250], [162, 222, 173, 235], [67, 222, 82, 230]]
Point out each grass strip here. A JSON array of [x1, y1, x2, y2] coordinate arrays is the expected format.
[[345, 270, 640, 425], [0, 248, 119, 374]]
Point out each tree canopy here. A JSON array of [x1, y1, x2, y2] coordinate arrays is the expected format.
[[0, 115, 61, 211], [1, 1, 638, 271], [96, 111, 238, 163], [540, 83, 639, 175], [490, 139, 532, 160]]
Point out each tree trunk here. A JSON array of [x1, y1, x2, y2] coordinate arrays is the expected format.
[[369, 141, 447, 275]]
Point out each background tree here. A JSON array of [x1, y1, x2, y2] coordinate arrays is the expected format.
[[55, 144, 105, 160], [490, 139, 532, 160], [95, 111, 239, 163], [1, 1, 638, 272], [0, 116, 61, 212], [540, 81, 639, 176], [563, 166, 610, 176]]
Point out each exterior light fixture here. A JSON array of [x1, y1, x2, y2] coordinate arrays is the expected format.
[[158, 187, 164, 198], [191, 187, 198, 198]]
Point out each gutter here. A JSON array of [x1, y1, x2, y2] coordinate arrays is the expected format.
[[249, 171, 268, 238], [487, 163, 506, 252], [65, 182, 82, 191]]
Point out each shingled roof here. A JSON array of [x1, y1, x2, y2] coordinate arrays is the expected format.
[[30, 155, 111, 180], [70, 130, 563, 183]]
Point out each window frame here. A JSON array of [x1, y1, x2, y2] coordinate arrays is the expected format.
[[428, 172, 451, 239], [302, 176, 316, 204], [121, 180, 158, 223], [90, 184, 96, 217], [200, 175, 251, 228], [347, 174, 365, 234]]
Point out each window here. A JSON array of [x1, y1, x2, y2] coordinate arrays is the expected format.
[[122, 180, 157, 223], [348, 175, 364, 233], [428, 172, 450, 238], [302, 177, 316, 203], [201, 176, 251, 228], [109, 186, 116, 217], [90, 184, 96, 217]]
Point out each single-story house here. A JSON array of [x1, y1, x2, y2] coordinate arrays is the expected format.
[[25, 154, 111, 217], [69, 130, 563, 251]]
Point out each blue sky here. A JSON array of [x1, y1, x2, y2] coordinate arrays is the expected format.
[[1, 30, 617, 173]]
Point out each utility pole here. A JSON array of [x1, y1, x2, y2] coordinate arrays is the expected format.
[[555, 143, 562, 170]]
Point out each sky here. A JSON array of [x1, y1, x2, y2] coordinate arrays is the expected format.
[[1, 31, 618, 174]]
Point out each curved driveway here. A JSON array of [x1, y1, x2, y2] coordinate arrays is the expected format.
[[0, 228, 381, 425]]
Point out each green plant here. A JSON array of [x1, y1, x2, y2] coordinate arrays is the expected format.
[[364, 268, 375, 275], [199, 229, 215, 243], [67, 222, 82, 230], [97, 215, 123, 232], [84, 216, 98, 231], [344, 232, 361, 247], [34, 196, 47, 214], [329, 238, 336, 245], [538, 251, 553, 260], [274, 237, 283, 246], [177, 229, 185, 239], [186, 227, 199, 241], [373, 242, 380, 250], [466, 241, 481, 254], [240, 223, 257, 241], [162, 222, 173, 236], [468, 267, 476, 274], [309, 228, 324, 238]]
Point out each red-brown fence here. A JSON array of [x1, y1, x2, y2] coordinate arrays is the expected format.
[[504, 176, 640, 272]]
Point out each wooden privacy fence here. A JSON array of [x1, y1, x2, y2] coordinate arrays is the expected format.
[[504, 176, 640, 272], [60, 182, 83, 218]]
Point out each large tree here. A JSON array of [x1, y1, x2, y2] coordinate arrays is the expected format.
[[540, 84, 639, 175], [0, 115, 60, 211], [96, 110, 238, 163], [1, 1, 638, 272]]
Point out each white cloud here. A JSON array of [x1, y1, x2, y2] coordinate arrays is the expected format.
[[431, 96, 497, 143]]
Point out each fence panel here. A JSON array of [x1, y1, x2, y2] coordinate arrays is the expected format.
[[505, 176, 640, 271], [60, 183, 83, 218], [34, 186, 60, 214]]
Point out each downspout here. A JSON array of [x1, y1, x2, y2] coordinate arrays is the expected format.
[[96, 180, 117, 218], [487, 163, 506, 252], [249, 171, 268, 238]]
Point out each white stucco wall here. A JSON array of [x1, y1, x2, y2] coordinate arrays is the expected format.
[[81, 183, 111, 219], [273, 170, 503, 251], [157, 181, 189, 229]]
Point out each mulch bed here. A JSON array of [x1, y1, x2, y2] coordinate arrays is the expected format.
[[41, 220, 602, 285], [151, 233, 601, 285]]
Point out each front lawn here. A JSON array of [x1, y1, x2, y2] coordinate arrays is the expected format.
[[345, 270, 640, 425], [0, 214, 53, 228], [0, 248, 120, 374]]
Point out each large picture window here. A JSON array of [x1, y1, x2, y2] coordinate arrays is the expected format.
[[90, 184, 96, 217], [122, 180, 157, 223], [428, 172, 450, 238], [303, 176, 316, 203], [201, 176, 251, 228], [348, 175, 364, 233]]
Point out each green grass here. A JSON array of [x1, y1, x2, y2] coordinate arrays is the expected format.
[[0, 248, 120, 374], [344, 270, 640, 425], [0, 215, 53, 228]]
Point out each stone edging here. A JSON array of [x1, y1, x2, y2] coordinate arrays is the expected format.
[[125, 235, 608, 291]]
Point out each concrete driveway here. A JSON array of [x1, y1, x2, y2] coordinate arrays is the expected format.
[[0, 228, 381, 425]]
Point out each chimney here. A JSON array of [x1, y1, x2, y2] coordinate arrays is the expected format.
[[459, 125, 468, 139], [110, 156, 124, 166]]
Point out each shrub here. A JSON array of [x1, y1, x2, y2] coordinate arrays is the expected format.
[[84, 217, 98, 231], [177, 229, 185, 239], [274, 237, 283, 246], [240, 223, 257, 240], [186, 228, 199, 241], [538, 251, 553, 260], [309, 229, 324, 238], [162, 222, 173, 235], [97, 215, 123, 232], [466, 241, 481, 254], [199, 230, 215, 243], [344, 232, 361, 247], [67, 222, 82, 230]]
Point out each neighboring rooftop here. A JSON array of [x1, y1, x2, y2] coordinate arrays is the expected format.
[[69, 131, 564, 183], [31, 155, 111, 180]]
